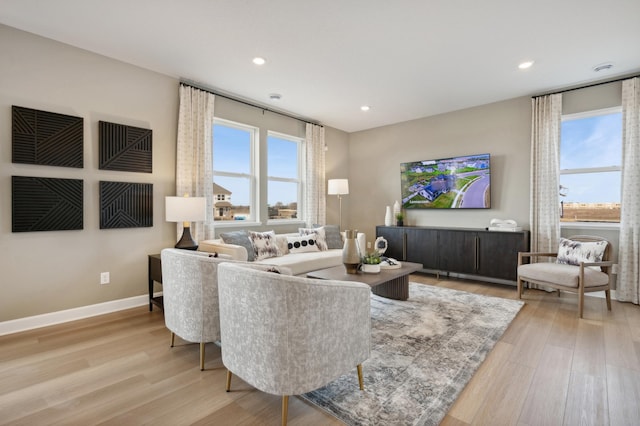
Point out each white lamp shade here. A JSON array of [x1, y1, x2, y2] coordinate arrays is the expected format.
[[328, 179, 349, 195], [165, 196, 206, 222]]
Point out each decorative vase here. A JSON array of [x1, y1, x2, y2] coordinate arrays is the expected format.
[[384, 206, 393, 226], [393, 200, 401, 218], [342, 229, 361, 274]]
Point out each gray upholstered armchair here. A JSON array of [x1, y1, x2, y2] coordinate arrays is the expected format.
[[217, 262, 371, 426], [160, 248, 230, 370]]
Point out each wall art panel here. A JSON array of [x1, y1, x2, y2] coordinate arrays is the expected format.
[[12, 106, 84, 168], [100, 181, 153, 229], [12, 176, 83, 232], [99, 121, 152, 173]]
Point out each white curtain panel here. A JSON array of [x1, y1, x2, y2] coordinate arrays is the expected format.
[[529, 94, 562, 289], [303, 123, 326, 226], [617, 78, 640, 304], [175, 85, 215, 243]]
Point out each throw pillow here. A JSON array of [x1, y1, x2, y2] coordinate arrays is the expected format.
[[314, 224, 343, 249], [286, 234, 320, 254], [248, 230, 281, 261], [220, 230, 255, 261], [299, 227, 328, 251], [556, 237, 607, 267]]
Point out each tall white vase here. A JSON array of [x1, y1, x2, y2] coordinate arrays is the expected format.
[[384, 206, 393, 226], [393, 200, 401, 217]]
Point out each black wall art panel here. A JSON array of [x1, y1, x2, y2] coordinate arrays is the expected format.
[[12, 176, 83, 232], [99, 121, 152, 173], [100, 181, 153, 229], [12, 106, 84, 168]]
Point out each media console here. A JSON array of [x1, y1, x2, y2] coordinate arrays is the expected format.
[[376, 225, 530, 285]]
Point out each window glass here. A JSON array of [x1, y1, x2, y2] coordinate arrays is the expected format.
[[560, 109, 622, 223], [267, 133, 301, 220]]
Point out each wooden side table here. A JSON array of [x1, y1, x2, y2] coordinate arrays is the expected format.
[[148, 254, 163, 311]]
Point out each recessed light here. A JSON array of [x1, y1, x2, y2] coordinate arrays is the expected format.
[[252, 57, 266, 65], [361, 105, 370, 111], [269, 93, 282, 101], [518, 61, 534, 70], [593, 62, 614, 72]]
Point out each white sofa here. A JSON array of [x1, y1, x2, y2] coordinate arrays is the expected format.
[[199, 230, 366, 276]]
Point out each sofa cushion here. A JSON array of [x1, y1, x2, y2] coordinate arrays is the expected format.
[[287, 234, 320, 254], [299, 227, 328, 251], [314, 224, 343, 249], [220, 230, 255, 261], [556, 238, 607, 267], [248, 230, 281, 261]]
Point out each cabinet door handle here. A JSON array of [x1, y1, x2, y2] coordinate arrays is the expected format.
[[475, 236, 479, 271], [403, 232, 407, 260]]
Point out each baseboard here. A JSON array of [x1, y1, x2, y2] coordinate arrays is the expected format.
[[0, 294, 153, 336]]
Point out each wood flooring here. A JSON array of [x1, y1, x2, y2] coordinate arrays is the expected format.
[[1, 274, 639, 425]]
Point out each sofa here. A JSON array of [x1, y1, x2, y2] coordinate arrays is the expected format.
[[198, 226, 366, 276]]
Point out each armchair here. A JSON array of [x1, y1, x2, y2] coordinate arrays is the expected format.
[[517, 235, 613, 318], [217, 262, 371, 426]]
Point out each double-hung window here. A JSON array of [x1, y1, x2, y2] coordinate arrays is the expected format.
[[267, 132, 302, 221], [212, 119, 257, 222], [559, 107, 622, 223]]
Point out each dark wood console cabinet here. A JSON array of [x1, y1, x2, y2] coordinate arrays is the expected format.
[[376, 226, 530, 283]]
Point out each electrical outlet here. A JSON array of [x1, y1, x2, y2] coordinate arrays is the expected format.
[[367, 242, 372, 249], [100, 272, 110, 284], [612, 263, 619, 275]]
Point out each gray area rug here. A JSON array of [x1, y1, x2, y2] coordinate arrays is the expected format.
[[301, 282, 524, 426]]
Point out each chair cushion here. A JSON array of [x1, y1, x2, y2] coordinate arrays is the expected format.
[[518, 263, 609, 288], [556, 238, 607, 267]]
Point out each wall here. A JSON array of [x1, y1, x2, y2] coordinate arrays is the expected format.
[[347, 96, 532, 241]]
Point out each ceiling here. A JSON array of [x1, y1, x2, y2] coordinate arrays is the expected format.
[[1, 0, 639, 133]]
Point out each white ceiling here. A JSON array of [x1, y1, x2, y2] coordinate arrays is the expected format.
[[1, 0, 639, 132]]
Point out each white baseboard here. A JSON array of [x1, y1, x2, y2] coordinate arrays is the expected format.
[[0, 294, 153, 336]]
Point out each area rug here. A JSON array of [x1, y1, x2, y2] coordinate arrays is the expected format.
[[301, 282, 524, 426]]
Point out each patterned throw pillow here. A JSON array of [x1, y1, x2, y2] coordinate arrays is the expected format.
[[248, 231, 281, 261], [556, 238, 607, 267], [299, 227, 328, 251], [286, 234, 320, 254], [220, 230, 255, 261], [313, 224, 343, 249]]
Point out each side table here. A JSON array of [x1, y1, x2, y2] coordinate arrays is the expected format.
[[148, 253, 163, 311]]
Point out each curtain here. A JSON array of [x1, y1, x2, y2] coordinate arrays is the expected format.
[[529, 94, 562, 289], [175, 84, 215, 243], [303, 123, 326, 226], [617, 78, 640, 304]]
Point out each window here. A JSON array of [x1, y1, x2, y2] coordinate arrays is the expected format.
[[560, 107, 622, 223], [267, 132, 302, 220], [212, 119, 257, 222]]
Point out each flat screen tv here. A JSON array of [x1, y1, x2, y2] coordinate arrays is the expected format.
[[400, 153, 491, 209]]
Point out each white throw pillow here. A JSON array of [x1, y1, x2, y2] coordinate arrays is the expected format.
[[299, 227, 328, 251], [556, 238, 607, 267], [248, 230, 281, 261], [286, 234, 320, 254]]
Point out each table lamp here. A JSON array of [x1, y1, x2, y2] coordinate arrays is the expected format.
[[165, 194, 206, 250]]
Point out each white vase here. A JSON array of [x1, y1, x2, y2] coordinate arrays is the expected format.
[[393, 200, 401, 217], [384, 206, 393, 226]]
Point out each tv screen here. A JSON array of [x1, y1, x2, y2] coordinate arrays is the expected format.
[[400, 153, 491, 209]]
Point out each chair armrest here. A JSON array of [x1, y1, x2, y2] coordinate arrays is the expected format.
[[518, 251, 557, 265]]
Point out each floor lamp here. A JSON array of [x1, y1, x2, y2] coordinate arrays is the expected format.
[[165, 194, 206, 250], [327, 179, 349, 230]]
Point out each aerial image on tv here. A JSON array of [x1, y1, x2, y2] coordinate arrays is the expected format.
[[401, 153, 491, 209]]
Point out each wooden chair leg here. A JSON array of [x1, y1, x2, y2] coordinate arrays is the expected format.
[[578, 290, 584, 319], [226, 370, 232, 392], [357, 364, 364, 390], [170, 332, 175, 347], [281, 395, 289, 426], [200, 342, 205, 371], [517, 277, 523, 299], [605, 289, 612, 311]]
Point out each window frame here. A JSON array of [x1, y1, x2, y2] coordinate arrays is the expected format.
[[266, 130, 304, 224], [212, 118, 259, 226], [559, 106, 622, 228]]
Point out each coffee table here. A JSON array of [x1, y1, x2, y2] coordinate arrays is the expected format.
[[306, 261, 423, 301]]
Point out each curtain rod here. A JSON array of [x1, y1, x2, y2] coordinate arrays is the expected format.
[[180, 80, 322, 127], [532, 72, 640, 98]]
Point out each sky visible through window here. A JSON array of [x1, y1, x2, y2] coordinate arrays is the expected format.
[[213, 124, 298, 206], [560, 112, 622, 204]]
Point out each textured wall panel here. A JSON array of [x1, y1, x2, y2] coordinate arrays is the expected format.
[[100, 181, 153, 229], [12, 106, 84, 168], [99, 121, 152, 173], [12, 176, 83, 232]]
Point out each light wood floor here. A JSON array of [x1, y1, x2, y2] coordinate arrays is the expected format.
[[1, 274, 639, 425]]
